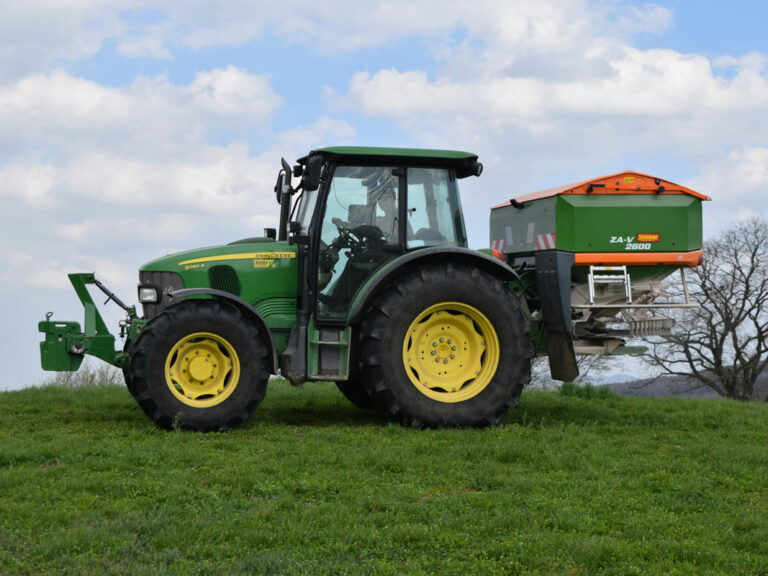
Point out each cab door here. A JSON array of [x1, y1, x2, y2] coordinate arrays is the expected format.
[[314, 165, 403, 320], [304, 164, 403, 378]]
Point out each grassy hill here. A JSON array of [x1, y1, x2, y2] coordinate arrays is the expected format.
[[1, 381, 766, 575]]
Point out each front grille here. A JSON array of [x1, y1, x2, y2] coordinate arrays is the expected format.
[[208, 265, 241, 296], [139, 271, 184, 319]]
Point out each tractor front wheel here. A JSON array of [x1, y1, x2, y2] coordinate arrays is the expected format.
[[128, 300, 269, 431], [359, 263, 532, 428], [122, 339, 134, 394]]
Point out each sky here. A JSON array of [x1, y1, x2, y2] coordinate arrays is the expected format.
[[2, 0, 768, 390]]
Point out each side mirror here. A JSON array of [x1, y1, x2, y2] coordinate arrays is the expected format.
[[274, 172, 285, 204], [303, 155, 324, 192]]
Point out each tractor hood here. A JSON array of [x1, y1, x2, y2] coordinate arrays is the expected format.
[[138, 239, 299, 314], [139, 239, 295, 274]]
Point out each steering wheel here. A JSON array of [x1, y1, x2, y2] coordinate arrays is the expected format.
[[332, 217, 385, 251], [317, 239, 338, 291]]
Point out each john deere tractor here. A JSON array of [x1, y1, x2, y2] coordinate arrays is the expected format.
[[39, 147, 706, 430], [40, 148, 533, 429]]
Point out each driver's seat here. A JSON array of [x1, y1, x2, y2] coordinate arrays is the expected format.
[[348, 204, 372, 226]]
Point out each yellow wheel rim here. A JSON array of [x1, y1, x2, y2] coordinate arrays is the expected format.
[[402, 302, 500, 403], [164, 332, 241, 408]]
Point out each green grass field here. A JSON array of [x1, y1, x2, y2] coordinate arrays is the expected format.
[[0, 381, 766, 575]]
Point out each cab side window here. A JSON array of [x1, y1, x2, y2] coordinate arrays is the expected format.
[[406, 168, 466, 248]]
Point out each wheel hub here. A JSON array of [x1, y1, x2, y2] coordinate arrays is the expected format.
[[436, 341, 452, 358], [187, 356, 214, 382]]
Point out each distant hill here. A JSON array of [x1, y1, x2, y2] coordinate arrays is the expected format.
[[607, 372, 768, 400]]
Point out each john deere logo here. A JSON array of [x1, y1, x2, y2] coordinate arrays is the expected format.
[[178, 251, 297, 267], [637, 233, 660, 242]]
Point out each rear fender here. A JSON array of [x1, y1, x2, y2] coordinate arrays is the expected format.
[[346, 247, 521, 325]]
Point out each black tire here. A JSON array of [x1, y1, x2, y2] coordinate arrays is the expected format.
[[335, 380, 375, 409], [359, 262, 532, 428], [128, 300, 269, 431], [122, 339, 134, 394]]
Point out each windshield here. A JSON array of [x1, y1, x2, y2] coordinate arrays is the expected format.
[[295, 187, 319, 235]]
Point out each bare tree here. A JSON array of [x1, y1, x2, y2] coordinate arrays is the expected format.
[[43, 359, 123, 388], [642, 217, 768, 400], [530, 353, 614, 389]]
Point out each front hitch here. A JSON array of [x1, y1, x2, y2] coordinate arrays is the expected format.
[[38, 273, 137, 371]]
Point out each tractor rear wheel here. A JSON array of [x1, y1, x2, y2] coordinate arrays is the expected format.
[[335, 380, 374, 409], [359, 262, 532, 428], [128, 300, 269, 431]]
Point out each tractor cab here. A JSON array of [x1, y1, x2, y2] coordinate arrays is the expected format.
[[277, 147, 484, 382], [286, 148, 481, 318]]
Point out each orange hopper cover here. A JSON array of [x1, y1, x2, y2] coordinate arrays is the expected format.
[[492, 171, 709, 210]]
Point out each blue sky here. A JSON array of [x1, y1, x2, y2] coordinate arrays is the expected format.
[[2, 0, 768, 389]]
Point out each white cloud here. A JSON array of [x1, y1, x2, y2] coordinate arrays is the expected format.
[[115, 27, 174, 60], [615, 4, 673, 36], [4, 1, 765, 253], [0, 66, 289, 274], [187, 67, 282, 123], [0, 1, 122, 81], [0, 67, 281, 160], [0, 0, 682, 82], [688, 146, 768, 201], [677, 146, 768, 238], [714, 51, 767, 73], [318, 4, 768, 249], [329, 37, 768, 204], [0, 60, 354, 307], [335, 46, 768, 125], [0, 161, 57, 204]]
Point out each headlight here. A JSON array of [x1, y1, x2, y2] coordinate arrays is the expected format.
[[138, 285, 159, 304]]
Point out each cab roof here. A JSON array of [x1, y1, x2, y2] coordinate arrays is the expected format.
[[299, 146, 482, 179]]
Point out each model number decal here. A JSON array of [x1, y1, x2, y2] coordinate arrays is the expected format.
[[609, 236, 652, 251]]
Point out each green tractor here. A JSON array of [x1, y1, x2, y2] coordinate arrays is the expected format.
[[39, 147, 706, 430]]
